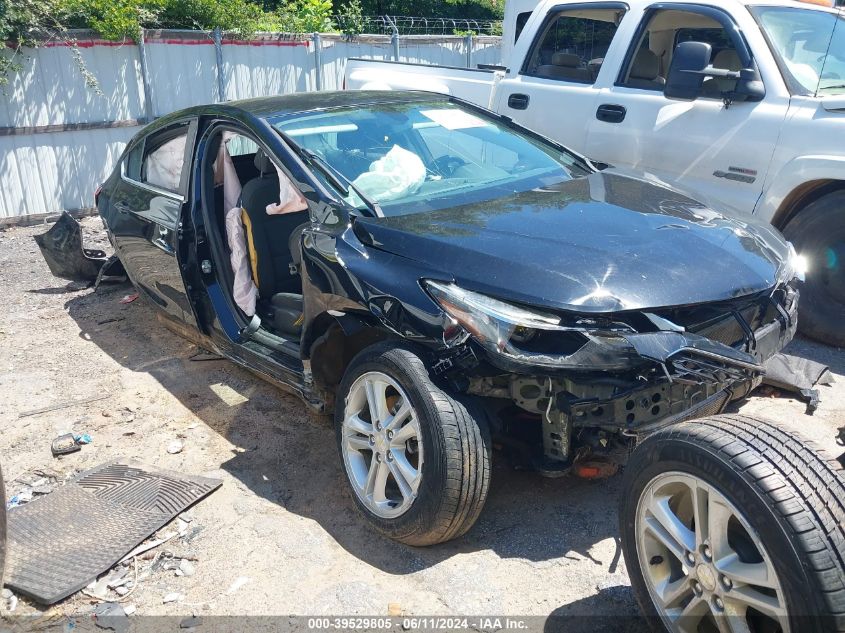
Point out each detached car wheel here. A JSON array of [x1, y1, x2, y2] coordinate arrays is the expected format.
[[621, 414, 845, 633], [335, 342, 491, 546], [0, 464, 5, 587], [783, 191, 845, 347]]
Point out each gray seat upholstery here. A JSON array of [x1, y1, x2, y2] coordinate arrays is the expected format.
[[536, 52, 591, 82], [626, 49, 665, 90], [703, 49, 742, 96]]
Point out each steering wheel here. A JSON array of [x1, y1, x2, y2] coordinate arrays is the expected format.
[[432, 155, 468, 177]]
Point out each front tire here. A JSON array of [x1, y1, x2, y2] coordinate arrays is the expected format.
[[335, 342, 491, 546], [621, 414, 845, 633], [783, 192, 845, 347]]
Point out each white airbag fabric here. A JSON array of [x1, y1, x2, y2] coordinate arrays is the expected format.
[[214, 134, 258, 317], [267, 164, 308, 215], [347, 145, 425, 208], [146, 135, 186, 192]]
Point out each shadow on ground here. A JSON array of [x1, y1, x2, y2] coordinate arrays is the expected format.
[[64, 284, 625, 577]]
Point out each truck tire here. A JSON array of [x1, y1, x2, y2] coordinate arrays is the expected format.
[[335, 342, 491, 546], [0, 464, 5, 588], [783, 191, 845, 347], [620, 414, 845, 633]]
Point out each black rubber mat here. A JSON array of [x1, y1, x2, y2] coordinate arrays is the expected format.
[[4, 460, 221, 604]]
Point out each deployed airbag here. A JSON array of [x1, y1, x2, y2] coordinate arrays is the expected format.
[[348, 145, 425, 207]]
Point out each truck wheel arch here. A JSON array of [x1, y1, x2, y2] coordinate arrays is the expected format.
[[772, 179, 845, 230]]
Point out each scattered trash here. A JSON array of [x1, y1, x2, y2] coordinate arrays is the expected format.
[[119, 293, 139, 304], [119, 532, 178, 564], [178, 560, 195, 577], [96, 317, 125, 326], [51, 433, 81, 457], [189, 351, 224, 362], [122, 605, 136, 616], [180, 616, 202, 628], [73, 433, 93, 445], [7, 489, 34, 509], [19, 394, 110, 419], [162, 592, 183, 604], [93, 602, 128, 633], [226, 576, 251, 595], [388, 603, 403, 617], [2, 588, 17, 612], [115, 586, 129, 597], [167, 440, 184, 455]]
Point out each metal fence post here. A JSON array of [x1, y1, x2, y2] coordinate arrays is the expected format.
[[213, 27, 226, 102], [465, 33, 473, 68], [385, 15, 400, 61], [312, 32, 323, 91], [137, 29, 155, 121]]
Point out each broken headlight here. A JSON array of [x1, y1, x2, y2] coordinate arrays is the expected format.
[[423, 281, 642, 370]]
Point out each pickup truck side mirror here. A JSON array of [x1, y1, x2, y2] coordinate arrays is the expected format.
[[665, 41, 711, 100], [665, 41, 766, 103]]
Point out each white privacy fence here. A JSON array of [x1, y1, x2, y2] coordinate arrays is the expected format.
[[0, 30, 502, 221]]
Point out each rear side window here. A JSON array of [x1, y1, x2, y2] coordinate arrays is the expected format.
[[141, 124, 190, 194], [523, 7, 626, 84], [619, 9, 742, 95], [514, 11, 533, 43]]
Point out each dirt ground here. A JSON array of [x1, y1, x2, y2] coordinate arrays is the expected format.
[[1, 217, 843, 629]]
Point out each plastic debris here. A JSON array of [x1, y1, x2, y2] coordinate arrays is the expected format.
[[226, 576, 251, 595], [123, 605, 136, 616], [74, 433, 93, 445], [119, 293, 139, 304], [7, 488, 34, 509], [52, 433, 81, 457], [2, 588, 17, 612], [167, 440, 184, 455], [162, 592, 183, 604], [178, 560, 195, 577], [93, 602, 128, 633]]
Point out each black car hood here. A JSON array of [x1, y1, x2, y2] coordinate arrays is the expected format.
[[353, 171, 791, 313]]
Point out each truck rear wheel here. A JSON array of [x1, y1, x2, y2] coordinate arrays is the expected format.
[[783, 191, 845, 347], [335, 342, 491, 546], [620, 414, 845, 632]]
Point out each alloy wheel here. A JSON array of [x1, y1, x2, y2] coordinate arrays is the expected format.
[[635, 472, 788, 633], [341, 371, 423, 519]]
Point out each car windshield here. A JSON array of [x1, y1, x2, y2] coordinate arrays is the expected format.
[[270, 100, 589, 216], [754, 6, 845, 96]]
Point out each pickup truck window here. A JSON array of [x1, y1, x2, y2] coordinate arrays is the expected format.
[[753, 7, 845, 97], [515, 11, 533, 44], [620, 9, 740, 96], [523, 7, 626, 84], [271, 101, 591, 216]]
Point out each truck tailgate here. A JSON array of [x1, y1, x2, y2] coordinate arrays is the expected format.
[[344, 58, 500, 108]]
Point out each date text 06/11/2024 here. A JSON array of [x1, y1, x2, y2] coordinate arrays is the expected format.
[[306, 617, 530, 630]]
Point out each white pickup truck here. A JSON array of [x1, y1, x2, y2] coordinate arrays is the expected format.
[[345, 0, 845, 347]]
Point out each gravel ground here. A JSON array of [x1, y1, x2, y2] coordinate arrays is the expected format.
[[0, 217, 842, 629]]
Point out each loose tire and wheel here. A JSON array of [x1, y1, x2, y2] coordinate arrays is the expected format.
[[783, 192, 845, 347], [621, 414, 845, 633], [0, 464, 5, 587], [335, 342, 491, 546]]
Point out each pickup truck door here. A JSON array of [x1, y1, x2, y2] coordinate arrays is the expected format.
[[584, 4, 789, 215], [493, 3, 630, 150]]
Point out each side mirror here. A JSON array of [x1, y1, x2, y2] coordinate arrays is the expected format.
[[665, 41, 712, 100], [665, 41, 766, 103]]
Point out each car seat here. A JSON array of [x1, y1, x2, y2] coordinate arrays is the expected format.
[[239, 149, 309, 338]]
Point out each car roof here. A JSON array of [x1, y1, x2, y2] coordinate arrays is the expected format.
[[210, 90, 449, 119]]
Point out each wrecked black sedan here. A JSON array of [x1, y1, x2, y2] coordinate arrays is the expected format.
[[91, 91, 806, 553]]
